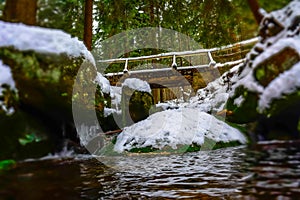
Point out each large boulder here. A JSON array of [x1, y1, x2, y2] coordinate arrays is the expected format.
[[113, 108, 246, 153], [226, 1, 300, 140], [0, 21, 107, 159]]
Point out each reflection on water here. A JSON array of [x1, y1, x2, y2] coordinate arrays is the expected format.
[[1, 142, 300, 199]]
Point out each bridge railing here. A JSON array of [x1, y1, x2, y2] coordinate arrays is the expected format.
[[98, 37, 259, 75]]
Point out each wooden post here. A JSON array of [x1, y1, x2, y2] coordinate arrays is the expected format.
[[84, 0, 93, 51]]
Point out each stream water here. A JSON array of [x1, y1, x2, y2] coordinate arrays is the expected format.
[[1, 141, 300, 199]]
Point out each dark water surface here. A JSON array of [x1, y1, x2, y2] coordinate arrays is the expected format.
[[1, 141, 300, 199]]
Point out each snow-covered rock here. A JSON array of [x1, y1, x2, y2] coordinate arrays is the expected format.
[[122, 78, 152, 94], [0, 20, 102, 159], [114, 108, 246, 153], [0, 20, 95, 65], [228, 1, 300, 118], [226, 1, 300, 140]]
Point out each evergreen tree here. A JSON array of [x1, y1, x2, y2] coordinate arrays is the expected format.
[[0, 0, 292, 50]]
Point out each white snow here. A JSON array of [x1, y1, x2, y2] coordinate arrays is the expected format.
[[95, 72, 110, 94], [122, 78, 152, 94], [233, 95, 245, 107], [258, 62, 300, 111], [231, 72, 263, 97], [0, 60, 15, 92], [114, 108, 246, 153], [104, 107, 121, 117], [0, 60, 16, 114], [91, 63, 248, 153], [157, 63, 243, 114], [77, 123, 101, 146], [110, 86, 122, 105], [188, 79, 230, 113], [0, 20, 95, 65], [100, 86, 122, 117]]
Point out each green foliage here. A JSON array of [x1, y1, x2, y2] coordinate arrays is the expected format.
[[94, 0, 249, 49], [18, 133, 42, 146], [186, 140, 242, 152], [259, 0, 290, 12], [0, 159, 16, 171], [1, 0, 292, 50]]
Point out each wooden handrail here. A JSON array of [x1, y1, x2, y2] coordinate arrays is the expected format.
[[98, 37, 258, 64]]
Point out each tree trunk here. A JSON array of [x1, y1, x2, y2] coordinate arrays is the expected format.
[[3, 0, 37, 25], [84, 0, 93, 51], [247, 0, 264, 24]]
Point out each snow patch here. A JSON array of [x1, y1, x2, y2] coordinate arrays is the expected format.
[[77, 123, 100, 146], [102, 86, 122, 117], [232, 37, 300, 112]]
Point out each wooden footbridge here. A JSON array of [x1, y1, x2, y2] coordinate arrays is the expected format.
[[99, 38, 258, 103]]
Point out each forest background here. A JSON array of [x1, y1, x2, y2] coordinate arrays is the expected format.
[[0, 0, 291, 49]]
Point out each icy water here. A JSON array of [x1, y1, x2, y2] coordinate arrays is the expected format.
[[1, 141, 300, 199]]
